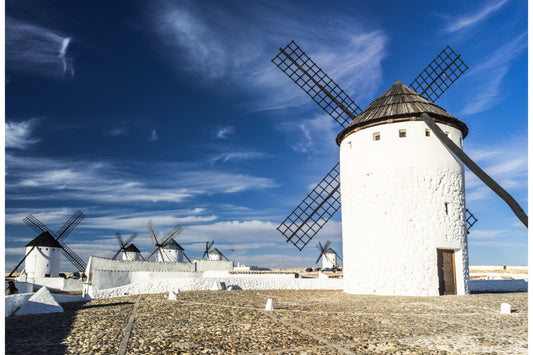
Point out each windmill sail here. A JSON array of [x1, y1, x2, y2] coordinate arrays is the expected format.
[[421, 113, 528, 227], [273, 42, 470, 250]]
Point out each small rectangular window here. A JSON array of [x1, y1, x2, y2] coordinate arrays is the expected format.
[[348, 141, 352, 148], [425, 129, 431, 137], [445, 131, 450, 137], [373, 132, 380, 141], [444, 202, 449, 215], [399, 129, 406, 138]]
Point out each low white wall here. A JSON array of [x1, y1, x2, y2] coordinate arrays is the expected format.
[[5, 293, 33, 317], [30, 277, 83, 291], [89, 277, 344, 299], [5, 293, 87, 317], [470, 265, 528, 271]]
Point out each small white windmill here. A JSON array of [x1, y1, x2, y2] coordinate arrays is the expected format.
[[316, 240, 341, 269], [145, 220, 190, 262]]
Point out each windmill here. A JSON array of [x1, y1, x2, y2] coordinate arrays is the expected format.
[[9, 210, 87, 277], [112, 232, 143, 260], [203, 241, 229, 261], [316, 240, 341, 269], [272, 41, 527, 296], [145, 220, 189, 262]]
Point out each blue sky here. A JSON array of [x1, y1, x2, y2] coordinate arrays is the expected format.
[[4, 0, 528, 272]]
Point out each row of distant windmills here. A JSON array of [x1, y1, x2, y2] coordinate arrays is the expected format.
[[115, 221, 229, 263], [8, 210, 230, 278]]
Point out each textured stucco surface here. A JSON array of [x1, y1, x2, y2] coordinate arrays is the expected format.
[[24, 245, 61, 278], [339, 120, 469, 296]]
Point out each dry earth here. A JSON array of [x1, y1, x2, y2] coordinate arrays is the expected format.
[[5, 289, 527, 354]]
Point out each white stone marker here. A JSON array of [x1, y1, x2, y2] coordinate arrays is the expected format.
[[265, 298, 275, 310], [168, 291, 177, 300], [500, 303, 511, 314], [15, 287, 64, 316]]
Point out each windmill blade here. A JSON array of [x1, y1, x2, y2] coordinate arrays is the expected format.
[[124, 232, 138, 247], [277, 162, 341, 251], [315, 252, 323, 265], [316, 241, 324, 251], [208, 240, 215, 251], [465, 209, 478, 234], [410, 46, 468, 103], [55, 210, 86, 241], [23, 214, 52, 235], [9, 246, 36, 277], [146, 247, 159, 260], [421, 113, 528, 227], [115, 232, 126, 248], [147, 220, 159, 245], [60, 242, 87, 271], [323, 240, 332, 250], [203, 241, 210, 258], [272, 40, 362, 128], [161, 224, 184, 245], [183, 252, 191, 263], [111, 249, 122, 260]]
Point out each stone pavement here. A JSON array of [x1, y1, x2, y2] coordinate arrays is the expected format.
[[5, 290, 527, 354]]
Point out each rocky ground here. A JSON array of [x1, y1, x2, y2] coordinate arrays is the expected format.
[[5, 290, 527, 354]]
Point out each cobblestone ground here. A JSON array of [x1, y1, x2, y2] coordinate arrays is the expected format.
[[5, 290, 528, 354]]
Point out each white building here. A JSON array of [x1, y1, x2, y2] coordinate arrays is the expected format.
[[321, 248, 339, 269], [208, 248, 226, 261], [156, 239, 185, 262], [122, 244, 142, 261], [336, 81, 469, 296], [23, 231, 63, 280]]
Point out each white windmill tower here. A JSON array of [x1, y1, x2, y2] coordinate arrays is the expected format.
[[23, 232, 63, 279], [272, 42, 527, 297], [203, 241, 229, 261], [316, 241, 341, 269], [145, 220, 191, 262], [9, 210, 87, 280], [123, 244, 142, 261], [112, 232, 144, 261]]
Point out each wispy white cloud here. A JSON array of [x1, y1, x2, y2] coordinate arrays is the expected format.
[[6, 16, 74, 78], [441, 0, 508, 34], [276, 114, 338, 155], [215, 126, 235, 139], [211, 151, 271, 164], [5, 154, 277, 204], [460, 33, 526, 116], [464, 137, 527, 203], [106, 128, 129, 136], [149, 129, 159, 141], [150, 0, 387, 111], [5, 118, 41, 149]]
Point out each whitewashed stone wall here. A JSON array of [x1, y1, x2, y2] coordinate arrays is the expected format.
[[89, 277, 343, 299], [339, 120, 468, 296], [85, 256, 234, 295]]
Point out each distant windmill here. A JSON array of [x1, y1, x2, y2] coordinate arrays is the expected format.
[[9, 210, 87, 277], [112, 232, 143, 260], [272, 41, 527, 296], [145, 220, 189, 262], [316, 240, 341, 269], [202, 241, 229, 261]]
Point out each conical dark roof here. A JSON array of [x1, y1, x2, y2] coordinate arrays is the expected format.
[[123, 243, 140, 253], [25, 231, 63, 248], [336, 80, 468, 144], [161, 239, 184, 250]]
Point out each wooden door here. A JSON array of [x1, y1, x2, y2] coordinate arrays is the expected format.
[[437, 249, 456, 295]]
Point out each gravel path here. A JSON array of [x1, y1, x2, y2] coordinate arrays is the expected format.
[[5, 290, 527, 354]]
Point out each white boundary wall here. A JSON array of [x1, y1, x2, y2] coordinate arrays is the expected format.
[[85, 256, 234, 295], [89, 277, 343, 299], [339, 120, 468, 296]]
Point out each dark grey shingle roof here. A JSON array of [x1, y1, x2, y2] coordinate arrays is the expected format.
[[336, 80, 468, 144], [25, 231, 63, 248], [123, 243, 140, 253], [161, 239, 184, 250]]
